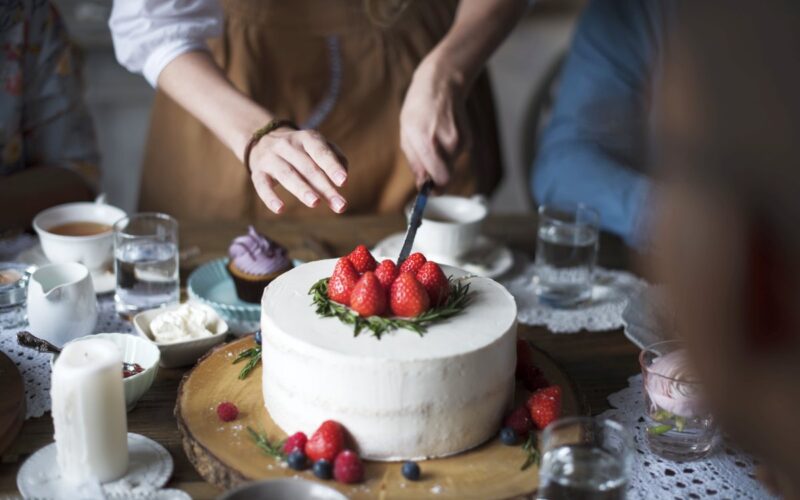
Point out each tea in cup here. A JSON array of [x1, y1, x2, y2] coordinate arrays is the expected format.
[[33, 201, 126, 270], [412, 195, 488, 259]]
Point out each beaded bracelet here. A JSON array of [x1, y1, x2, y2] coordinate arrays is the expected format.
[[243, 119, 299, 172]]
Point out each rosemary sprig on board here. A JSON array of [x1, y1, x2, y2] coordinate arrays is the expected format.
[[520, 432, 541, 471], [247, 427, 285, 460], [233, 346, 261, 380], [309, 277, 472, 339]]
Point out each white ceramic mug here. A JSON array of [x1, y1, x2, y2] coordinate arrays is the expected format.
[[412, 195, 488, 259], [33, 199, 126, 270], [27, 262, 98, 347]]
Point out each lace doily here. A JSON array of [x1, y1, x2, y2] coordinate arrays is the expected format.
[[0, 295, 134, 419], [600, 375, 775, 500], [502, 264, 648, 333]]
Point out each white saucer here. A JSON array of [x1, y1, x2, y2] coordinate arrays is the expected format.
[[15, 243, 115, 295], [372, 233, 514, 279], [17, 432, 174, 499]]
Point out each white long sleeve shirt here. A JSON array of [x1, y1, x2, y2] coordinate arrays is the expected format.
[[108, 0, 223, 87]]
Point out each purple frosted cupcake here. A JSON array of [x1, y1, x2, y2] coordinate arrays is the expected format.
[[226, 226, 293, 303]]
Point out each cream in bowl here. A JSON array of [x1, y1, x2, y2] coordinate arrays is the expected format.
[[33, 201, 126, 270], [133, 302, 228, 368]]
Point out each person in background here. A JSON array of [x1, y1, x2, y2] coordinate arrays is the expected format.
[[0, 1, 99, 231], [109, 0, 526, 221], [531, 0, 672, 246], [652, 0, 800, 496]]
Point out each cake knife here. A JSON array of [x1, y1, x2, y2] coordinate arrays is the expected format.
[[397, 179, 434, 265]]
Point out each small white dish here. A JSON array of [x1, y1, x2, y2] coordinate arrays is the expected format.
[[15, 243, 115, 294], [372, 232, 514, 279], [133, 302, 229, 368], [54, 333, 160, 411], [17, 433, 172, 499]]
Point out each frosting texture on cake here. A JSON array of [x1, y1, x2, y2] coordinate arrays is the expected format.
[[260, 259, 517, 461]]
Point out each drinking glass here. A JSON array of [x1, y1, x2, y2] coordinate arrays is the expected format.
[[533, 203, 600, 307], [640, 340, 716, 460], [538, 417, 632, 500], [113, 213, 179, 315]]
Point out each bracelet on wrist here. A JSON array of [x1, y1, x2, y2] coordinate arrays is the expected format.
[[243, 119, 299, 172]]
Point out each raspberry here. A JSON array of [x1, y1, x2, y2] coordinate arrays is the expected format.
[[216, 402, 239, 422], [283, 432, 308, 455], [333, 449, 364, 484]]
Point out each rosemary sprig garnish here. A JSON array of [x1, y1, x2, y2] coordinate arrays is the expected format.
[[247, 427, 285, 460], [233, 346, 261, 380], [309, 276, 472, 339], [520, 432, 541, 471]]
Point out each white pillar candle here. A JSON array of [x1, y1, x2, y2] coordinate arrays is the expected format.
[[51, 338, 128, 484]]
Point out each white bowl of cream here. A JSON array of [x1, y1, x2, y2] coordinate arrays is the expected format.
[[133, 302, 228, 368]]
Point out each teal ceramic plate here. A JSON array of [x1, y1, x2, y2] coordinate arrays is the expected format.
[[187, 258, 260, 332]]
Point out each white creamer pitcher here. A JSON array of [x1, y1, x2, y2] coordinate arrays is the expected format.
[[27, 263, 98, 347]]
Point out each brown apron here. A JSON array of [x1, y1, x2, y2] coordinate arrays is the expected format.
[[139, 0, 502, 220]]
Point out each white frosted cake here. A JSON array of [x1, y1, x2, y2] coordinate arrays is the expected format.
[[260, 259, 517, 461]]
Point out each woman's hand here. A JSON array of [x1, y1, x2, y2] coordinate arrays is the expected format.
[[249, 127, 349, 214], [400, 56, 470, 189]]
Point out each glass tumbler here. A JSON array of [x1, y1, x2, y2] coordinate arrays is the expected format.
[[533, 203, 600, 308], [641, 340, 717, 461], [113, 213, 179, 315], [538, 417, 632, 500]]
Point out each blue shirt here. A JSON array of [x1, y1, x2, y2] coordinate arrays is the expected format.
[[532, 0, 673, 245]]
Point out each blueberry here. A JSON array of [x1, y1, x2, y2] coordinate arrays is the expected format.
[[287, 450, 307, 470], [499, 426, 518, 446], [254, 329, 262, 345], [313, 459, 333, 480], [401, 461, 421, 481]]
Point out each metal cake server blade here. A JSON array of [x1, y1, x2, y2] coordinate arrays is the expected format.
[[397, 180, 434, 265]]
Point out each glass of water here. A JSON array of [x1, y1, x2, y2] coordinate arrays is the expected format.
[[534, 203, 600, 307], [538, 417, 632, 500], [113, 213, 179, 316], [641, 340, 716, 461]]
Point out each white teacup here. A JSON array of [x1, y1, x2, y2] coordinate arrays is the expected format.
[[33, 200, 126, 270], [27, 262, 98, 347], [412, 195, 488, 259]]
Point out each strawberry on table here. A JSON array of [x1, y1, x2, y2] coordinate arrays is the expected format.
[[349, 272, 387, 317], [504, 405, 534, 437], [347, 245, 377, 273], [328, 257, 359, 305], [374, 259, 398, 290], [390, 272, 431, 317], [526, 386, 562, 430], [398, 252, 426, 275], [305, 420, 346, 463], [333, 450, 364, 484], [415, 261, 450, 306]]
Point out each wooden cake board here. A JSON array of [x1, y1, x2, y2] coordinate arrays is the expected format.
[[0, 351, 25, 455], [176, 337, 584, 499]]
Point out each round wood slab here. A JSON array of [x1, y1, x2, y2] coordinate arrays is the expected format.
[[0, 351, 25, 455], [176, 336, 583, 499]]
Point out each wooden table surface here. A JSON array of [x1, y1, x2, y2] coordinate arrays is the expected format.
[[0, 214, 641, 499]]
